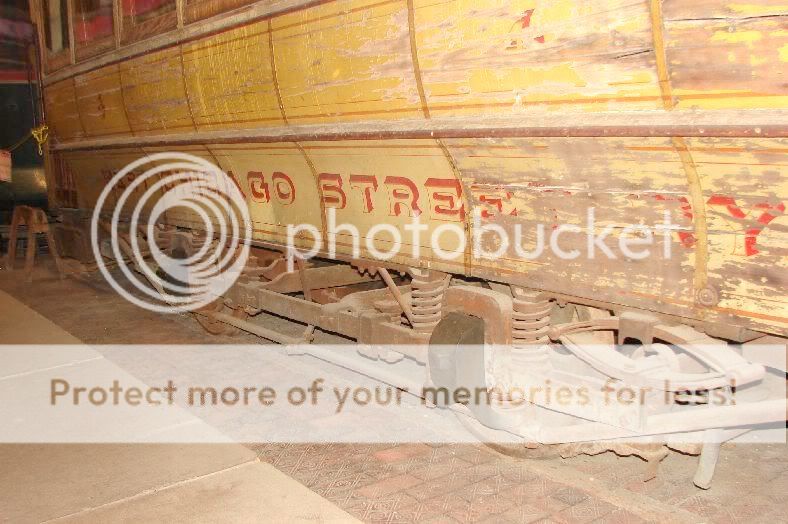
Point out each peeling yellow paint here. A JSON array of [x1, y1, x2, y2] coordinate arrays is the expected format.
[[711, 29, 763, 47], [728, 3, 788, 16]]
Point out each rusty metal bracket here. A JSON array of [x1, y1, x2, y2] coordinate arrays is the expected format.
[[618, 312, 660, 345], [443, 285, 513, 345], [255, 263, 376, 294]]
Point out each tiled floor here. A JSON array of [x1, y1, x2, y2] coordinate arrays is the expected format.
[[251, 441, 788, 523], [2, 261, 786, 523]]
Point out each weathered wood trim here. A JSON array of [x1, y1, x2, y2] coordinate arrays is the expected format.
[[74, 35, 116, 62], [52, 110, 788, 150], [45, 50, 72, 73], [42, 0, 333, 86], [294, 142, 328, 244], [650, 0, 709, 299], [70, 76, 88, 137], [29, 0, 48, 71], [405, 0, 429, 120], [673, 136, 709, 294], [267, 18, 288, 125], [112, 0, 122, 48], [435, 138, 472, 274], [177, 44, 198, 132], [649, 0, 675, 109], [176, 0, 185, 28], [66, 0, 76, 65]]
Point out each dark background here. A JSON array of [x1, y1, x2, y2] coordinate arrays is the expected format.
[[1, 0, 47, 223]]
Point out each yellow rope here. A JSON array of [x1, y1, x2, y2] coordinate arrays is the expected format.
[[31, 124, 49, 156]]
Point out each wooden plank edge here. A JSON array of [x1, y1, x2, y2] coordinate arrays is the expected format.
[[52, 110, 788, 151]]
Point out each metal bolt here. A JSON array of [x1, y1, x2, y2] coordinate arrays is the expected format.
[[696, 286, 719, 307]]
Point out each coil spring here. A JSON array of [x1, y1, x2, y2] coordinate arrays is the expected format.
[[511, 287, 552, 348], [410, 269, 448, 333]]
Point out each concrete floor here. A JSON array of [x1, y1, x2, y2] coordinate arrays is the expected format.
[[0, 282, 357, 523], [1, 259, 787, 523]]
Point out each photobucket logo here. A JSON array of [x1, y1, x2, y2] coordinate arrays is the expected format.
[[286, 208, 678, 267], [90, 153, 251, 313]]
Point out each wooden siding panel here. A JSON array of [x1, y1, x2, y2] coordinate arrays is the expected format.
[[298, 139, 461, 266], [45, 79, 85, 140], [209, 143, 325, 249], [663, 0, 788, 20], [271, 0, 424, 123], [664, 6, 788, 109], [119, 47, 195, 134], [689, 137, 787, 328], [74, 65, 132, 137], [181, 21, 286, 130], [413, 0, 662, 116], [62, 147, 147, 212]]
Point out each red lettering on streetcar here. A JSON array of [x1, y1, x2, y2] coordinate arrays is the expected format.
[[425, 178, 465, 221], [319, 173, 347, 209], [247, 171, 270, 203], [384, 176, 421, 217], [272, 172, 296, 205], [349, 174, 378, 213]]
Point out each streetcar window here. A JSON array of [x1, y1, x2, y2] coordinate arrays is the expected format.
[[121, 0, 177, 42], [184, 0, 257, 23], [42, 0, 69, 53], [73, 0, 114, 45]]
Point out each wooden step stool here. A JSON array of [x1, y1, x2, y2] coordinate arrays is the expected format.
[[3, 206, 64, 281]]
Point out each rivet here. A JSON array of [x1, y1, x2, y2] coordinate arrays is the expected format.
[[696, 286, 719, 307]]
